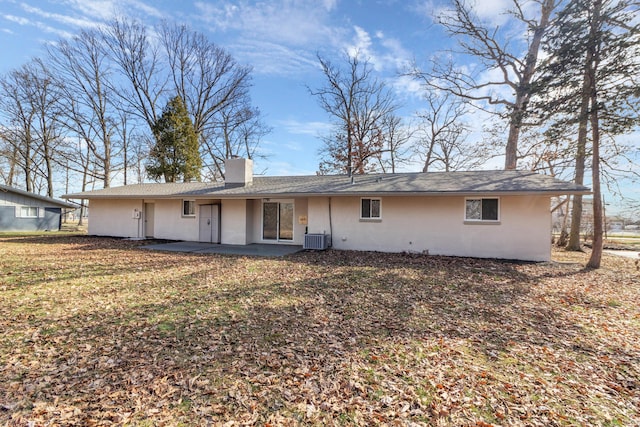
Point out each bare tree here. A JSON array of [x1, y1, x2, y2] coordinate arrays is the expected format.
[[0, 60, 61, 196], [537, 0, 640, 267], [310, 51, 398, 175], [102, 17, 166, 137], [103, 19, 265, 179], [160, 23, 253, 139], [160, 32, 271, 178], [413, 89, 475, 172], [0, 129, 18, 186], [48, 29, 118, 188], [201, 101, 271, 180], [376, 115, 412, 173], [418, 0, 560, 170]]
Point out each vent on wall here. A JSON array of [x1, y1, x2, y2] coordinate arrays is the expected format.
[[304, 233, 329, 250]]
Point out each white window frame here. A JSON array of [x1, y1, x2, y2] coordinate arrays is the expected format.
[[18, 206, 39, 218], [465, 197, 500, 223], [182, 200, 196, 217], [360, 197, 382, 220]]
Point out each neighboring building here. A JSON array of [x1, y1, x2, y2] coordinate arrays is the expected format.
[[552, 197, 626, 236], [64, 158, 590, 261], [0, 184, 75, 232]]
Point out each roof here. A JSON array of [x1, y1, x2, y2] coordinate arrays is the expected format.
[[1, 184, 76, 208], [63, 171, 590, 200]]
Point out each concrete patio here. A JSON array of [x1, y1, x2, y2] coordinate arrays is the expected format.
[[141, 241, 304, 257]]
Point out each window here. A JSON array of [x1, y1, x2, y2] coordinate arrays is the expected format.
[[20, 206, 39, 218], [465, 198, 499, 221], [182, 200, 195, 217], [361, 198, 381, 219]]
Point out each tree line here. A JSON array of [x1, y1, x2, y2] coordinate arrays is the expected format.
[[1, 0, 638, 268], [0, 18, 269, 202], [309, 0, 639, 268]]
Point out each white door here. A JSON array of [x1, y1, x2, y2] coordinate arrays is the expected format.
[[144, 203, 154, 238], [199, 204, 219, 243]]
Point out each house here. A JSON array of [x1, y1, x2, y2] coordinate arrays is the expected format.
[[0, 184, 75, 232], [63, 158, 590, 261]]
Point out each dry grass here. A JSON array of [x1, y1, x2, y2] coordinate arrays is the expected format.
[[0, 234, 638, 426]]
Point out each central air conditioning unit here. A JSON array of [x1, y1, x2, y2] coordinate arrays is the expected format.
[[304, 233, 329, 250]]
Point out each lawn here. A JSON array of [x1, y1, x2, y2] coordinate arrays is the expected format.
[[0, 234, 638, 426]]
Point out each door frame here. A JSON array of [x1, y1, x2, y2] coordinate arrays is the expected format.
[[144, 202, 155, 238], [198, 204, 220, 243], [261, 199, 294, 242]]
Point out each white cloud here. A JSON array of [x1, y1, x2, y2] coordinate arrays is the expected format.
[[346, 25, 374, 62], [322, 0, 338, 12], [255, 159, 318, 176], [64, 0, 163, 20], [392, 74, 424, 100], [20, 4, 102, 30], [469, 0, 512, 25], [12, 0, 165, 39], [343, 26, 413, 75], [230, 40, 318, 76], [194, 1, 337, 47], [193, 0, 345, 75], [278, 119, 332, 136], [3, 11, 74, 38], [3, 14, 30, 26]]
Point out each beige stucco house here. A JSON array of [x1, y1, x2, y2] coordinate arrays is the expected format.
[[64, 158, 589, 261]]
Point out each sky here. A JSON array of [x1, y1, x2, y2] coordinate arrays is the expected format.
[[0, 0, 509, 174], [0, 0, 638, 215]]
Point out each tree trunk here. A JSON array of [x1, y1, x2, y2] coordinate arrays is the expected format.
[[587, 119, 603, 268], [504, 0, 557, 170], [586, 0, 603, 269], [504, 119, 521, 170], [566, 65, 593, 251]]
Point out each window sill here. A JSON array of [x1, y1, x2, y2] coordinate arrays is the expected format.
[[464, 220, 501, 225], [182, 215, 196, 219], [359, 218, 382, 223]]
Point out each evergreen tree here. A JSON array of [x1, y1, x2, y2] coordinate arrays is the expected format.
[[535, 0, 640, 266], [147, 95, 202, 182]]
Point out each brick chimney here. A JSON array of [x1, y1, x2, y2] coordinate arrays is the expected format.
[[224, 157, 253, 187]]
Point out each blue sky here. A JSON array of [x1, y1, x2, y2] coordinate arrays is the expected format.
[[0, 0, 501, 175], [0, 0, 638, 214]]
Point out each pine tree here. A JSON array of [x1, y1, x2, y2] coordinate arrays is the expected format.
[[535, 0, 640, 266], [147, 95, 202, 182]]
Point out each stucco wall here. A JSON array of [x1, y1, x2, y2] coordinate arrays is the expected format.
[[151, 199, 199, 241], [221, 199, 249, 244], [88, 199, 143, 238], [308, 195, 552, 261], [87, 194, 552, 260]]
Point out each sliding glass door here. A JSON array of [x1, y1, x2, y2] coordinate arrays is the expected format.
[[263, 201, 294, 241]]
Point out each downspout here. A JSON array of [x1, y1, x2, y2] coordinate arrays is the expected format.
[[328, 197, 333, 248]]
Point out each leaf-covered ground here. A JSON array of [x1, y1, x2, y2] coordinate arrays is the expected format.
[[0, 235, 638, 426]]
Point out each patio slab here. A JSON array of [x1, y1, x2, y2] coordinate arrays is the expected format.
[[141, 241, 304, 257], [603, 249, 640, 259]]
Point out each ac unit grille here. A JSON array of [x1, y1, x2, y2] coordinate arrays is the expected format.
[[304, 233, 329, 250]]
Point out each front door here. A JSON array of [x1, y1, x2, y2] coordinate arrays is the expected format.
[[263, 201, 293, 242], [144, 203, 154, 238], [199, 204, 220, 243]]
